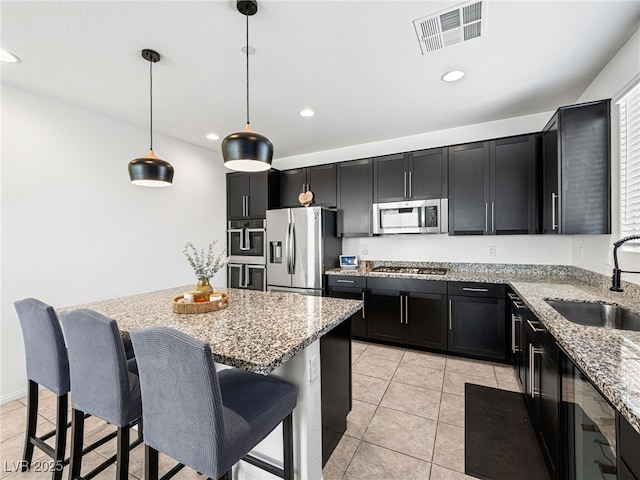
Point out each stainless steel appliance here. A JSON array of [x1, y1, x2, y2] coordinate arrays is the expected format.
[[372, 199, 448, 234], [228, 219, 267, 290], [371, 266, 448, 275], [266, 207, 341, 296]]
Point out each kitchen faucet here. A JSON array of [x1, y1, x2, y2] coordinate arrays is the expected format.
[[610, 234, 640, 292]]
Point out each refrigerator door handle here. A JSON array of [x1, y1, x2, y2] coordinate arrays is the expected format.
[[290, 222, 297, 274], [286, 221, 292, 275]]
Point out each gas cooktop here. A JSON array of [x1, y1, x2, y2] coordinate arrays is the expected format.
[[371, 266, 448, 276]]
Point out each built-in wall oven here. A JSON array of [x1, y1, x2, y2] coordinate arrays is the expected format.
[[227, 219, 267, 290]]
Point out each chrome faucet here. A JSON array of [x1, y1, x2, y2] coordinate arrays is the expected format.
[[610, 234, 640, 292]]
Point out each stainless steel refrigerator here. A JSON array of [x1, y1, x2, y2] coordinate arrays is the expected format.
[[266, 207, 341, 296]]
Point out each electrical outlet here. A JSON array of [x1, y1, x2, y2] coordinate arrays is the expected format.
[[488, 245, 496, 256], [309, 355, 319, 383], [579, 246, 584, 260], [361, 246, 369, 256]]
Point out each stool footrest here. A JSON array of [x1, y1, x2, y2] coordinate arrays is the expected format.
[[241, 454, 285, 479]]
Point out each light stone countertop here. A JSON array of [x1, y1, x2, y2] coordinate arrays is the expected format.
[[60, 286, 362, 375], [327, 262, 640, 433]]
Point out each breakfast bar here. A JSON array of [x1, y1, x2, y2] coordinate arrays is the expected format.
[[60, 286, 363, 480]]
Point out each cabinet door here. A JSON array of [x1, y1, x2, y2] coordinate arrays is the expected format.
[[227, 173, 248, 220], [490, 135, 538, 234], [246, 171, 268, 218], [538, 344, 558, 478], [542, 115, 560, 234], [373, 153, 408, 202], [308, 164, 337, 207], [337, 159, 372, 237], [410, 148, 448, 200], [367, 290, 403, 343], [404, 292, 447, 351], [448, 296, 506, 360], [448, 142, 489, 235], [280, 169, 307, 208], [328, 287, 367, 338]]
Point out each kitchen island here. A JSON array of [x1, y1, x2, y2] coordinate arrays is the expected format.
[[61, 286, 363, 480]]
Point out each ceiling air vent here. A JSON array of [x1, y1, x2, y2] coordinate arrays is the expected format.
[[413, 0, 487, 55]]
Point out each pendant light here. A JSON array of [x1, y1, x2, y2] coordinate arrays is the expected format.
[[222, 0, 273, 172], [128, 49, 174, 186]]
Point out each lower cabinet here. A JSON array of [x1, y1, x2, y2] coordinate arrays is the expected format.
[[326, 275, 367, 338], [619, 413, 640, 480], [367, 277, 448, 351], [320, 316, 352, 466], [447, 282, 506, 360]]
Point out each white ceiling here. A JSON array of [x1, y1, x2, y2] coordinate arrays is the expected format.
[[2, 1, 640, 162]]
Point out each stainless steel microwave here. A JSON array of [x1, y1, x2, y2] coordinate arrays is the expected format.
[[372, 199, 448, 234]]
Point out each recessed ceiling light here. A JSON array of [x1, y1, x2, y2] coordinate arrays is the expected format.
[[442, 70, 464, 82], [299, 109, 315, 117], [1, 50, 20, 63], [206, 133, 220, 141]]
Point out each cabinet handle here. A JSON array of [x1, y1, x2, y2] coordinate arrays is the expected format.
[[552, 193, 559, 231], [526, 319, 546, 333], [507, 293, 519, 300], [512, 300, 526, 309], [306, 183, 310, 193], [408, 171, 412, 198], [362, 292, 365, 319], [448, 299, 452, 330], [511, 314, 521, 354], [336, 279, 355, 284], [245, 195, 249, 216], [485, 203, 489, 233], [491, 202, 495, 233], [400, 296, 404, 324], [462, 287, 489, 292], [529, 343, 534, 398], [405, 296, 409, 324], [403, 172, 407, 198]]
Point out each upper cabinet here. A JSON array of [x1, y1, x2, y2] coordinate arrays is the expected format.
[[280, 164, 337, 208], [448, 134, 539, 235], [373, 148, 448, 203], [542, 100, 611, 234], [337, 159, 373, 237], [226, 171, 280, 220]]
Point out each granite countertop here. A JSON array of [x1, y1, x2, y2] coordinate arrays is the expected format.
[[327, 262, 640, 434], [60, 286, 362, 375]]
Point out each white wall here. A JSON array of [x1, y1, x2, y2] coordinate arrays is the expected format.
[[572, 26, 640, 282], [1, 85, 227, 402]]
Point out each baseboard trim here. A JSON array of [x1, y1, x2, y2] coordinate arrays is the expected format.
[[1, 387, 27, 405]]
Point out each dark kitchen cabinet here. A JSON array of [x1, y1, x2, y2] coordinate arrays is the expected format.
[[447, 282, 506, 360], [448, 134, 539, 235], [280, 164, 336, 208], [525, 314, 558, 479], [367, 277, 447, 351], [542, 99, 611, 234], [226, 171, 279, 220], [508, 290, 527, 389], [326, 275, 367, 338], [337, 159, 373, 237], [373, 148, 448, 203], [618, 413, 640, 480]]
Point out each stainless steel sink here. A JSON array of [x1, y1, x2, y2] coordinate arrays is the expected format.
[[545, 299, 640, 331]]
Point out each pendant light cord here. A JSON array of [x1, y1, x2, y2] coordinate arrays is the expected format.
[[245, 13, 250, 126], [149, 59, 154, 150]]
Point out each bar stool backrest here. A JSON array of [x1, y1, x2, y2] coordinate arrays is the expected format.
[[130, 327, 226, 478], [14, 298, 70, 396], [59, 309, 138, 427]]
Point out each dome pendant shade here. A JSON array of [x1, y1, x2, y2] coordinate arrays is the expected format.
[[222, 124, 273, 172], [128, 150, 174, 186]]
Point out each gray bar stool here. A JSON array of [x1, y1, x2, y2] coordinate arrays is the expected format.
[[60, 308, 143, 480], [14, 298, 73, 480], [130, 326, 297, 480]]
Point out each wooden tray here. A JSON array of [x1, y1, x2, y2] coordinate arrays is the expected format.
[[172, 292, 229, 314]]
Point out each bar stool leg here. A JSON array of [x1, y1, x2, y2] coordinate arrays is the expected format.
[[22, 380, 39, 470], [69, 409, 85, 480], [283, 413, 293, 480], [116, 426, 130, 480], [52, 394, 68, 480], [145, 444, 159, 480]]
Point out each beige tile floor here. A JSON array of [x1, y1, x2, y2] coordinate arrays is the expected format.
[[322, 340, 523, 480], [0, 340, 522, 480]]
